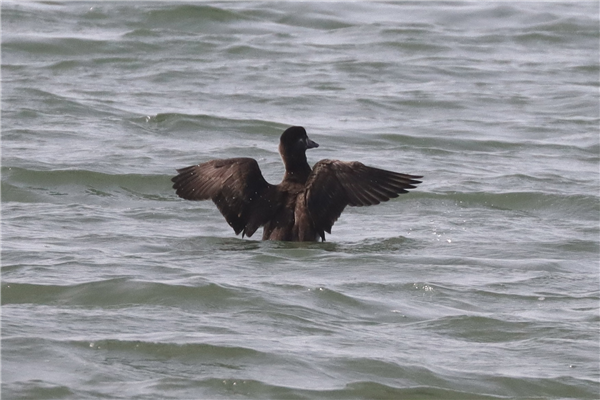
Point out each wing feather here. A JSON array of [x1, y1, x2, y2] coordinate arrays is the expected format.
[[305, 159, 422, 238], [171, 158, 275, 237]]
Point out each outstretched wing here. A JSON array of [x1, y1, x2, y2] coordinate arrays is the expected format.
[[171, 158, 276, 237], [304, 159, 422, 239]]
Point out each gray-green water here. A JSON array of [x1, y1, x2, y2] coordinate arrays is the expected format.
[[2, 2, 599, 399]]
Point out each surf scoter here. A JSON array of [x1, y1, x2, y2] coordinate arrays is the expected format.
[[171, 126, 422, 241]]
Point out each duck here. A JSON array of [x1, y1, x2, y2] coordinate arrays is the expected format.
[[171, 126, 422, 241]]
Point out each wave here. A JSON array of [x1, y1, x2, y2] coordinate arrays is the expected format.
[[178, 378, 510, 399], [143, 4, 252, 29], [1, 279, 244, 307], [1, 167, 171, 204], [3, 334, 597, 399], [415, 190, 599, 220], [133, 112, 286, 136], [3, 165, 597, 223], [369, 132, 599, 155]]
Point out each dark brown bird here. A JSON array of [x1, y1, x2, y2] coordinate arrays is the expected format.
[[171, 126, 422, 241]]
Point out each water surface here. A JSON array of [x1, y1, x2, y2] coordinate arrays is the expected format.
[[2, 2, 599, 399]]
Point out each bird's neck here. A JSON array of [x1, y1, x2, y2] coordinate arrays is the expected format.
[[282, 153, 312, 184]]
